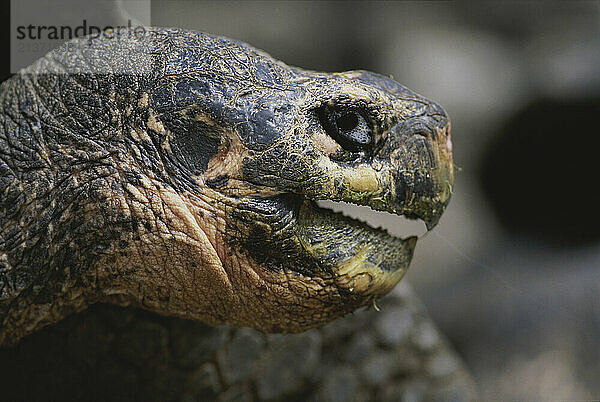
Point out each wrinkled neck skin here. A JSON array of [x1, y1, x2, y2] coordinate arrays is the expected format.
[[0, 28, 453, 345]]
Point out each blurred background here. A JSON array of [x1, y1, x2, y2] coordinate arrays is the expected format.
[[3, 1, 599, 399], [149, 1, 600, 399]]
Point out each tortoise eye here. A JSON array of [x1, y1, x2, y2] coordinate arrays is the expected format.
[[317, 106, 373, 151]]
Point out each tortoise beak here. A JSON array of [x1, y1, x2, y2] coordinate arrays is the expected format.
[[390, 116, 454, 231]]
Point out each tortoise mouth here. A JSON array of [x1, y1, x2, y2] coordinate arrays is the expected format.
[[294, 197, 418, 295], [316, 200, 428, 238]]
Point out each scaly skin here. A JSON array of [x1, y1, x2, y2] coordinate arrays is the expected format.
[[0, 28, 453, 345]]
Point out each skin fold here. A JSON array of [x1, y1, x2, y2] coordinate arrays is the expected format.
[[0, 27, 453, 345]]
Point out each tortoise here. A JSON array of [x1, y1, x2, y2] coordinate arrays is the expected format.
[[0, 27, 474, 400]]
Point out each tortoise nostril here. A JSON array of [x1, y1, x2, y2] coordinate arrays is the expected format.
[[445, 127, 453, 153]]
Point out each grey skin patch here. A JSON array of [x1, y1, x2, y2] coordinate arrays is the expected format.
[[247, 108, 283, 148]]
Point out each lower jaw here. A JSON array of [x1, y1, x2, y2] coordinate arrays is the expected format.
[[295, 199, 417, 296]]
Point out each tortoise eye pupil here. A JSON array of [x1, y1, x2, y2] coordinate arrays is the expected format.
[[336, 112, 359, 131]]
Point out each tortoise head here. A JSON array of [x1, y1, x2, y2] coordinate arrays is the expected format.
[[128, 31, 453, 332], [2, 28, 452, 337]]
